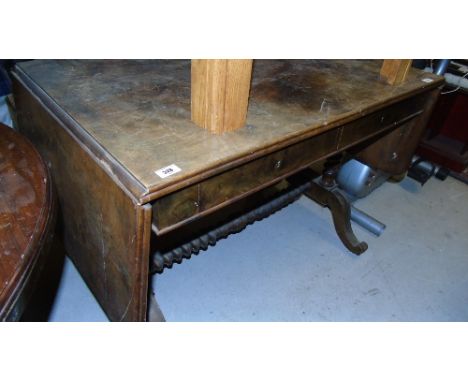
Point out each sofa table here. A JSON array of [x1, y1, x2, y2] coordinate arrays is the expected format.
[[12, 60, 443, 321]]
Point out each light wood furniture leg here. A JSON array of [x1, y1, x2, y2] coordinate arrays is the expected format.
[[380, 59, 412, 85], [191, 59, 253, 134]]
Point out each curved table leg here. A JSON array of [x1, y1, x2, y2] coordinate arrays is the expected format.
[[304, 182, 368, 255]]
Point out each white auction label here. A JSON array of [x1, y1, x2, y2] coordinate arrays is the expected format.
[[155, 164, 182, 178]]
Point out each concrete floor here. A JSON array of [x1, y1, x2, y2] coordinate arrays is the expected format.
[[48, 175, 468, 321]]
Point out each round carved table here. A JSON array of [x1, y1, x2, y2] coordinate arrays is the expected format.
[[0, 122, 56, 321]]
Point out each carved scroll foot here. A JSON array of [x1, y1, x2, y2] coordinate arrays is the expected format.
[[304, 181, 368, 255]]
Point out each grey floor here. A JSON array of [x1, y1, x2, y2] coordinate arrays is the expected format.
[[48, 175, 468, 321]]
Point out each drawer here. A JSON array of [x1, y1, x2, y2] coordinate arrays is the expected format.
[[152, 128, 340, 233], [152, 93, 430, 234], [338, 93, 427, 149]]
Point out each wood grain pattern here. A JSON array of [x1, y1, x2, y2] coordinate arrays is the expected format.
[[14, 60, 443, 203], [358, 88, 441, 175], [191, 59, 253, 134], [380, 59, 413, 85], [152, 92, 428, 233], [153, 128, 339, 232], [11, 60, 443, 321], [338, 91, 426, 149], [0, 123, 56, 321], [13, 79, 151, 321]]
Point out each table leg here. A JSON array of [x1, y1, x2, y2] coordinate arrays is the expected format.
[[304, 181, 368, 255]]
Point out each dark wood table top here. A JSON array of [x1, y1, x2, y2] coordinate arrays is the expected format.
[[14, 60, 443, 203], [0, 123, 55, 321]]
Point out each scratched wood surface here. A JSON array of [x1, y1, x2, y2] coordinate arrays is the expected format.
[[15, 60, 443, 202], [13, 81, 152, 321]]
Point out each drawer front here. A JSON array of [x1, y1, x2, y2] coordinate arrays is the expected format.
[[153, 93, 429, 233], [338, 93, 427, 149], [153, 128, 339, 233], [152, 185, 199, 232]]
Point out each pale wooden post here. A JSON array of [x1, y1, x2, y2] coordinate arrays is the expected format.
[[380, 59, 413, 85], [191, 59, 253, 134]]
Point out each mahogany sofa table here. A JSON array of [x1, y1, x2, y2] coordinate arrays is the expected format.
[[12, 60, 443, 321]]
